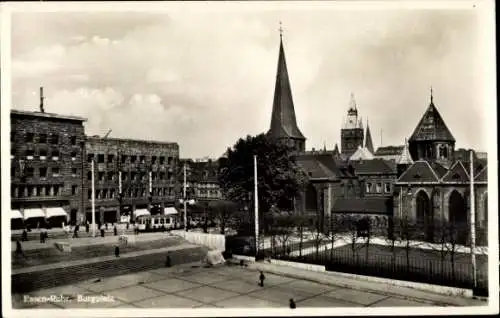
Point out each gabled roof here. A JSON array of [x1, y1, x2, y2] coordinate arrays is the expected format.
[[349, 146, 374, 161], [441, 160, 470, 182], [375, 145, 404, 156], [475, 166, 487, 182], [267, 37, 305, 140], [297, 152, 356, 179], [428, 161, 448, 178], [333, 197, 392, 214], [296, 158, 335, 179], [409, 99, 455, 142], [351, 159, 396, 175], [397, 160, 440, 183]]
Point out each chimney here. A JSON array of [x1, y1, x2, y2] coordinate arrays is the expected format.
[[40, 87, 45, 113]]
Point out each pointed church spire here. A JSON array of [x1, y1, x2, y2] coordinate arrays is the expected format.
[[267, 23, 306, 152], [365, 119, 374, 153], [397, 138, 414, 165], [323, 141, 327, 152], [430, 86, 434, 105]]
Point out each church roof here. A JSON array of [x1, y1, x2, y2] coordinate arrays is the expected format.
[[364, 122, 375, 153], [267, 36, 305, 141], [409, 95, 455, 142], [349, 146, 374, 161], [441, 161, 470, 182], [375, 145, 405, 156], [475, 166, 487, 182], [297, 153, 355, 180], [397, 160, 441, 183]]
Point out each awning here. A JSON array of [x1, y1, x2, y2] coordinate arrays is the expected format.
[[11, 210, 23, 220], [164, 207, 178, 215], [46, 207, 67, 218], [23, 208, 45, 220], [134, 209, 150, 217]]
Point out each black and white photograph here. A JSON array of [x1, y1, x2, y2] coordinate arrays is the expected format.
[[1, 1, 497, 317]]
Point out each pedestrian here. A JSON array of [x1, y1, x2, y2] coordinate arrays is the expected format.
[[105, 223, 108, 231], [113, 224, 118, 236], [39, 231, 44, 243], [86, 221, 89, 233], [115, 245, 120, 257], [21, 229, 28, 242], [259, 271, 265, 287], [165, 253, 171, 267], [15, 240, 25, 258], [73, 226, 78, 238], [43, 229, 48, 243], [101, 226, 105, 238], [289, 298, 296, 309]]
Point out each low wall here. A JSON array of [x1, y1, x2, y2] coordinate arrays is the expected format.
[[269, 259, 326, 272], [172, 230, 225, 251]]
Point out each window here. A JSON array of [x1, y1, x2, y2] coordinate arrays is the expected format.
[[152, 172, 157, 181], [96, 190, 101, 199], [375, 182, 382, 193], [365, 183, 372, 193], [134, 189, 139, 197], [140, 155, 146, 164], [11, 167, 15, 177], [141, 189, 146, 197], [72, 168, 77, 177], [108, 154, 114, 163], [54, 185, 60, 196], [131, 155, 137, 163], [384, 183, 391, 193], [159, 156, 165, 164], [26, 149, 35, 160], [110, 189, 115, 199], [160, 172, 165, 180], [152, 156, 157, 164], [52, 168, 60, 177], [39, 134, 47, 143], [10, 132, 15, 142], [40, 168, 47, 178], [26, 133, 34, 143], [88, 189, 92, 199], [167, 157, 173, 165], [98, 172, 105, 181], [70, 136, 77, 145], [49, 134, 59, 144], [121, 155, 128, 164], [131, 172, 137, 180], [107, 172, 114, 181], [97, 154, 105, 163], [72, 185, 78, 195], [52, 150, 60, 160], [39, 149, 47, 160], [88, 171, 92, 180], [141, 172, 147, 181], [71, 151, 77, 161], [103, 189, 108, 199], [87, 154, 94, 162]]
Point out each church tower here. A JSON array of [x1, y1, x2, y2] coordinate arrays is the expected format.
[[266, 25, 306, 153], [408, 88, 455, 166], [364, 120, 375, 154], [341, 93, 364, 156]]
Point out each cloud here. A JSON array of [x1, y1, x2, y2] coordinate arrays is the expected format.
[[10, 9, 489, 158]]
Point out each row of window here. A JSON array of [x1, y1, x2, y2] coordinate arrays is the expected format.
[[12, 132, 78, 145], [88, 153, 175, 165], [365, 182, 392, 194], [196, 189, 221, 197], [11, 149, 79, 161], [87, 171, 174, 182], [11, 167, 79, 178], [88, 187, 175, 200], [11, 184, 74, 198]]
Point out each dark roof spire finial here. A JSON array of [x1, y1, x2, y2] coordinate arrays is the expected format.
[[430, 86, 434, 104], [279, 21, 283, 39]]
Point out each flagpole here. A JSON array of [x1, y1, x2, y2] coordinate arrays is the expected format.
[[91, 160, 96, 237], [254, 155, 259, 257], [470, 151, 477, 290]]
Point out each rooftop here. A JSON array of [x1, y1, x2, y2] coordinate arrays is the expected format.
[[11, 109, 87, 122]]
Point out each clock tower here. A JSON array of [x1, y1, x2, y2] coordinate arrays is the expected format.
[[341, 93, 364, 157]]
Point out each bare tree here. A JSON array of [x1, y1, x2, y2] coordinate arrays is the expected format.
[[384, 216, 400, 269], [309, 218, 326, 260], [398, 215, 418, 270], [325, 215, 343, 262]]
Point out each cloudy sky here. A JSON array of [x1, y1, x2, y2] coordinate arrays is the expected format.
[[9, 2, 493, 158]]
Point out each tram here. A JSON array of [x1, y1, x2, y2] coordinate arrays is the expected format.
[[136, 214, 180, 232]]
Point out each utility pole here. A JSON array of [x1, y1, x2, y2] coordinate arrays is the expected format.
[[91, 159, 96, 237], [183, 164, 188, 231], [470, 151, 477, 291], [254, 155, 259, 257]]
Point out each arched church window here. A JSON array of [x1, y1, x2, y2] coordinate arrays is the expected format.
[[366, 183, 372, 193], [442, 146, 448, 158]]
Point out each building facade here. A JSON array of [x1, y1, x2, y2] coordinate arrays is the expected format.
[[85, 137, 179, 224], [10, 110, 87, 227]]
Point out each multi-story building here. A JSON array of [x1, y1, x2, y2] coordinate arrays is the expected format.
[[10, 110, 87, 228], [85, 137, 180, 224]]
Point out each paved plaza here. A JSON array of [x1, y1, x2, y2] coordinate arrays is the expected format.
[[13, 262, 459, 309]]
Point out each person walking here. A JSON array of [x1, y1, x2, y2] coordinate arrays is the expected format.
[[289, 298, 296, 309], [39, 230, 44, 243], [100, 224, 105, 238], [73, 225, 78, 238], [15, 240, 25, 258], [259, 271, 265, 287], [21, 229, 28, 242], [42, 229, 48, 243], [86, 221, 89, 233], [114, 245, 120, 257], [113, 224, 118, 236]]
